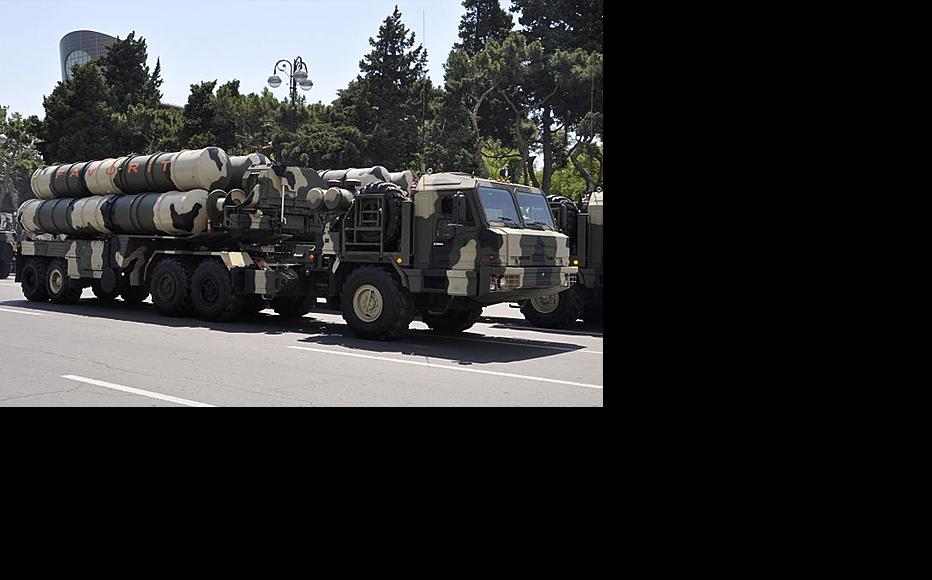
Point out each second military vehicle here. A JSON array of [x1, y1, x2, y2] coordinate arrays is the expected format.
[[1, 212, 15, 279], [519, 190, 603, 328], [14, 148, 576, 340]]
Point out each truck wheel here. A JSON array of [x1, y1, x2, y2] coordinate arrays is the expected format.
[[422, 307, 483, 333], [92, 281, 120, 303], [341, 266, 413, 340], [272, 295, 314, 319], [520, 287, 582, 329], [121, 286, 150, 305], [0, 259, 10, 280], [190, 259, 243, 322], [150, 258, 192, 316], [47, 259, 83, 305], [21, 259, 50, 302]]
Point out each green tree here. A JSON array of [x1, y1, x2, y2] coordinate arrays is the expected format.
[[332, 6, 432, 170], [0, 106, 44, 212], [38, 62, 115, 162], [101, 31, 162, 113], [457, 0, 514, 54], [178, 81, 236, 150]]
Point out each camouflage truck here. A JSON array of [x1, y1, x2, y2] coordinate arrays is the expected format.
[[1, 212, 14, 279], [519, 190, 603, 328], [14, 149, 576, 340]]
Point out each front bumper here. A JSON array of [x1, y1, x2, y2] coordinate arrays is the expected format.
[[477, 266, 578, 303]]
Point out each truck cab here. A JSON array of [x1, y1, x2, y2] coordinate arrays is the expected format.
[[407, 173, 576, 303]]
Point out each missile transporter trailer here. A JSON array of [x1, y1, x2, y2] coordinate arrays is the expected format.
[[520, 190, 603, 328], [14, 149, 577, 340], [1, 212, 15, 279]]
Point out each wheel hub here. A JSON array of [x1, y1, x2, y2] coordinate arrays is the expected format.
[[531, 294, 559, 314], [49, 269, 64, 294], [353, 284, 384, 322]]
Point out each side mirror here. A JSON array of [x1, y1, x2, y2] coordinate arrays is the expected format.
[[453, 194, 467, 225]]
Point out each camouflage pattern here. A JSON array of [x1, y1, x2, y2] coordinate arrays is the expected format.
[[397, 172, 574, 301], [319, 166, 392, 187], [18, 190, 210, 237], [30, 148, 238, 199]]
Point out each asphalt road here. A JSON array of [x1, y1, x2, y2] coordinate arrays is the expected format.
[[0, 277, 603, 407]]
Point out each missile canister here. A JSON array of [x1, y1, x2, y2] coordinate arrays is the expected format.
[[307, 188, 326, 211], [389, 171, 415, 191], [228, 153, 271, 191], [30, 148, 232, 200], [323, 187, 355, 212], [319, 166, 392, 187], [18, 190, 210, 237]]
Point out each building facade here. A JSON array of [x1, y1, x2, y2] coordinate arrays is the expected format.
[[60, 30, 117, 80]]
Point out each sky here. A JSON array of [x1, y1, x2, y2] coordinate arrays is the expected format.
[[0, 0, 513, 119]]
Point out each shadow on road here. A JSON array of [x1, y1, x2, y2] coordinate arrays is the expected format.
[[479, 315, 604, 338], [2, 297, 589, 365]]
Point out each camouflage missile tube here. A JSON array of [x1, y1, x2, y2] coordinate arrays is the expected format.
[[28, 148, 267, 200], [17, 189, 210, 237]]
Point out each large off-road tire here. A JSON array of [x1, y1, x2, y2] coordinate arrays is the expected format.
[[190, 259, 243, 322], [422, 307, 483, 333], [149, 258, 192, 317], [521, 286, 583, 329], [356, 181, 407, 247], [46, 258, 83, 305], [121, 286, 150, 305], [92, 280, 120, 303], [21, 259, 50, 302], [272, 295, 314, 319], [341, 266, 413, 340]]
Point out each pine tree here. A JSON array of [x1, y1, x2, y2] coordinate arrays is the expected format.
[[101, 32, 161, 113], [333, 6, 431, 170], [37, 63, 115, 162], [456, 0, 513, 54]]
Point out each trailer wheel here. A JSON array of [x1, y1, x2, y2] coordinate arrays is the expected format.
[[272, 295, 314, 319], [422, 307, 483, 333], [150, 258, 192, 316], [520, 287, 582, 329], [190, 259, 243, 322], [21, 259, 50, 302], [92, 280, 120, 303], [341, 266, 413, 340], [47, 259, 82, 305], [121, 286, 150, 305]]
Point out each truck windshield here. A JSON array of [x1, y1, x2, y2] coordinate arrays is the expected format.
[[478, 186, 522, 227], [515, 191, 556, 230]]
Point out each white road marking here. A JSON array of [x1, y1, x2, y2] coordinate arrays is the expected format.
[[0, 307, 45, 316], [408, 331, 603, 354], [287, 346, 603, 390], [61, 375, 216, 407]]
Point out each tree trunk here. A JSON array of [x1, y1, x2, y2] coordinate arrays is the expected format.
[[541, 106, 553, 193], [570, 139, 595, 194]]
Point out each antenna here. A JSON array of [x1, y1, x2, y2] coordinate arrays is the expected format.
[[420, 9, 428, 175]]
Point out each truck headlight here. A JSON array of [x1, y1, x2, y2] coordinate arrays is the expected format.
[[489, 275, 499, 291], [498, 276, 508, 289]]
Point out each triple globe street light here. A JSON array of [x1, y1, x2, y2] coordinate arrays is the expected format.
[[267, 56, 313, 133]]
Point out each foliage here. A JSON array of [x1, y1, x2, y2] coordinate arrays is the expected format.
[[0, 106, 44, 211]]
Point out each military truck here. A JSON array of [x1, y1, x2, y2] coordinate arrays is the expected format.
[[1, 212, 15, 279], [14, 148, 576, 340], [519, 190, 603, 328]]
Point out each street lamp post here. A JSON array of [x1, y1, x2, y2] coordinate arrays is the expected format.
[[267, 57, 314, 133]]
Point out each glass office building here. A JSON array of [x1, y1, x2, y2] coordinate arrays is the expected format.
[[60, 30, 117, 80]]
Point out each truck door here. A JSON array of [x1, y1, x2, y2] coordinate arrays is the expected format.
[[431, 191, 478, 270]]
